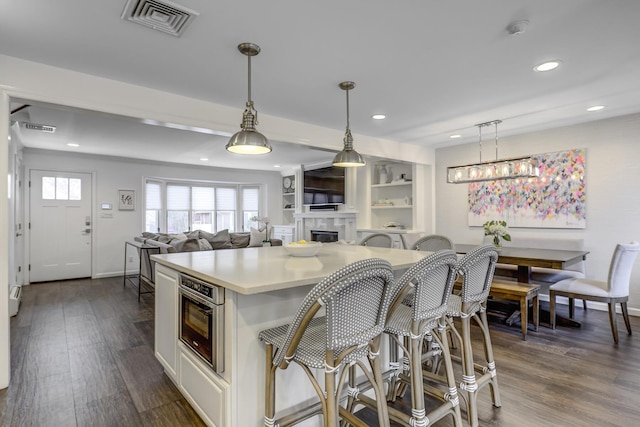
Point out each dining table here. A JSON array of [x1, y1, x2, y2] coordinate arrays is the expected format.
[[454, 243, 589, 284], [454, 243, 590, 329]]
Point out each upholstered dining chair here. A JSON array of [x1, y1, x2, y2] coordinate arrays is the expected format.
[[550, 241, 640, 343], [358, 232, 394, 248], [411, 234, 454, 251], [445, 244, 500, 427], [258, 258, 396, 427], [379, 250, 463, 427]]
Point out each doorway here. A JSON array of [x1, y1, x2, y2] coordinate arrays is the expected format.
[[29, 170, 92, 282]]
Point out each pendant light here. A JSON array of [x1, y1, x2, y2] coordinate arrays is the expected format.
[[446, 120, 539, 183], [226, 43, 272, 154], [332, 81, 365, 167]]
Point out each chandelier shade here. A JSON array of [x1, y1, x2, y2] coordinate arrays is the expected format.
[[446, 119, 539, 183], [332, 81, 365, 167], [226, 42, 272, 155]]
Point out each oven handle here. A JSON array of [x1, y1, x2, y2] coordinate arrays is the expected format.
[[179, 285, 218, 309]]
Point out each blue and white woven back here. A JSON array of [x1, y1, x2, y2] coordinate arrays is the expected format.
[[272, 258, 395, 366], [456, 244, 498, 304], [393, 250, 458, 322]]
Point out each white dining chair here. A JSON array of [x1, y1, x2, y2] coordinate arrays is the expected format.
[[549, 241, 640, 343]]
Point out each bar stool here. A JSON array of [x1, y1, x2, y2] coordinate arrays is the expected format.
[[445, 244, 500, 427], [377, 250, 463, 427], [258, 258, 396, 427]]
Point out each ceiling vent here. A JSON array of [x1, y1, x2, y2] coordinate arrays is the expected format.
[[23, 122, 56, 133], [121, 0, 199, 37]]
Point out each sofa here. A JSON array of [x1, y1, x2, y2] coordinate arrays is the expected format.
[[134, 229, 282, 285]]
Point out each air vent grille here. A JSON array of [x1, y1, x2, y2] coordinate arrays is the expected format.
[[24, 122, 56, 133], [121, 0, 199, 37]]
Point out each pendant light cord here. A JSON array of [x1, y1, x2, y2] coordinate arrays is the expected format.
[[247, 54, 252, 103], [345, 87, 350, 131], [494, 121, 499, 161]]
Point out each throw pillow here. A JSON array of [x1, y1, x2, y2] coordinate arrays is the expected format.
[[200, 229, 233, 250], [249, 227, 265, 247], [198, 239, 213, 251], [185, 230, 201, 239], [230, 233, 250, 249], [171, 238, 201, 252]]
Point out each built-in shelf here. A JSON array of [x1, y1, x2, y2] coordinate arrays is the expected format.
[[370, 160, 414, 230], [371, 205, 412, 209], [371, 181, 412, 188]]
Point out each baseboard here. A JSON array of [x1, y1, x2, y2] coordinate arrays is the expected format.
[[92, 271, 135, 279]]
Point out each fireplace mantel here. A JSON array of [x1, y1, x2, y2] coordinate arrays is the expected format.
[[293, 211, 358, 242]]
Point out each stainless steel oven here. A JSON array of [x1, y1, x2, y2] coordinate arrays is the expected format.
[[178, 273, 225, 373]]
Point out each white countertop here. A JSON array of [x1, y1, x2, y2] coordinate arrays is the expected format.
[[151, 244, 429, 295]]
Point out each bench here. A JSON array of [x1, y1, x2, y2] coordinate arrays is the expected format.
[[454, 278, 540, 340], [488, 280, 540, 340]]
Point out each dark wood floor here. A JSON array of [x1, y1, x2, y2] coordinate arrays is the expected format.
[[2, 278, 640, 426], [0, 276, 205, 427]]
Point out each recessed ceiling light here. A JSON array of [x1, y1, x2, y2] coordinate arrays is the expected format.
[[534, 60, 561, 72], [67, 143, 80, 147], [273, 165, 281, 168], [449, 134, 462, 139], [371, 114, 386, 120], [587, 105, 605, 112], [200, 157, 208, 161]]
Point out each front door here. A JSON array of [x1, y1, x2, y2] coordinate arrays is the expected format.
[[29, 170, 92, 282]]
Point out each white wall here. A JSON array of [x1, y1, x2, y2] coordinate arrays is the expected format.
[[435, 112, 640, 312], [23, 149, 284, 278]]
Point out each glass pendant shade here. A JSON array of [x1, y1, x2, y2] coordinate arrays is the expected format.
[[332, 81, 365, 168], [226, 43, 271, 155]]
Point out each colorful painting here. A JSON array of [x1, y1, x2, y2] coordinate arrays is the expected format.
[[468, 149, 586, 228]]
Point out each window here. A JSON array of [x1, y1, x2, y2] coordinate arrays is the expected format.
[[145, 181, 162, 232], [242, 186, 259, 231], [145, 179, 263, 234], [42, 176, 81, 200]]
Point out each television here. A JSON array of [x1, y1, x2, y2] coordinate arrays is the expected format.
[[303, 166, 345, 205]]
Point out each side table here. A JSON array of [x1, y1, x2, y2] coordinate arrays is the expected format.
[[123, 240, 158, 301]]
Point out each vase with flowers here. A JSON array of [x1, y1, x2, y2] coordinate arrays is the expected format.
[[483, 220, 511, 248], [250, 215, 271, 246]]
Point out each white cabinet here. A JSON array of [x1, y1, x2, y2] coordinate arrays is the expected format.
[[179, 349, 229, 427], [155, 264, 179, 381], [271, 224, 295, 244]]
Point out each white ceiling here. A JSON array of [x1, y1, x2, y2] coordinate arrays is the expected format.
[[3, 0, 640, 170]]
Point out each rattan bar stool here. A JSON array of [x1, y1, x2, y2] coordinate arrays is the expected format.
[[445, 244, 500, 427], [258, 258, 396, 427], [374, 250, 463, 427]]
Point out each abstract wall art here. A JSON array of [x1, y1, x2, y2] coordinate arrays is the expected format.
[[468, 148, 586, 228]]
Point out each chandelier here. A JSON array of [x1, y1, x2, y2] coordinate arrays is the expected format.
[[446, 120, 539, 184]]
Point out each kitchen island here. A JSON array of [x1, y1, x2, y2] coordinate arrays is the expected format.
[[151, 243, 429, 426]]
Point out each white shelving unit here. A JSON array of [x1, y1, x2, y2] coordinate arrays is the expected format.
[[370, 161, 414, 230]]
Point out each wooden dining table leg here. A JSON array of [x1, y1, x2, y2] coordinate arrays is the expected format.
[[517, 265, 531, 283]]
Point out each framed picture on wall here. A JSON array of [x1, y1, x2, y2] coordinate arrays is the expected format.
[[118, 189, 135, 211]]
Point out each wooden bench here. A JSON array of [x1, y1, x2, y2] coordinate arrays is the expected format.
[[488, 280, 540, 340]]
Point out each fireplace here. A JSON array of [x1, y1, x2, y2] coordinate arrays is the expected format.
[[310, 230, 339, 243]]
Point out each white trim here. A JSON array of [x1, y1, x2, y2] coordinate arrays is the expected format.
[[1, 90, 11, 388]]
